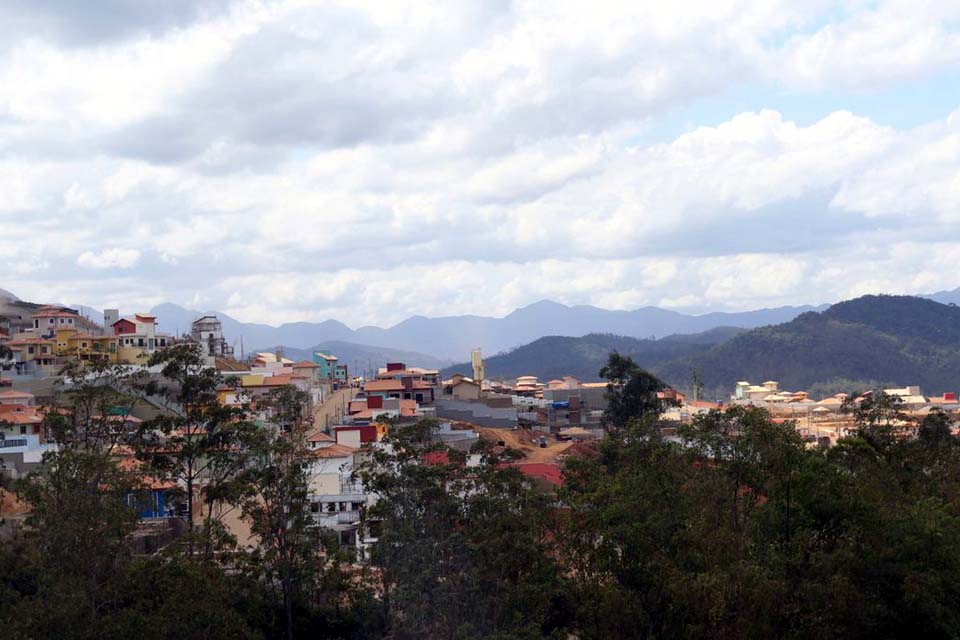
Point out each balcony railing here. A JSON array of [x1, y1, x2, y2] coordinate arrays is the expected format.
[[337, 511, 361, 524], [0, 438, 28, 449]]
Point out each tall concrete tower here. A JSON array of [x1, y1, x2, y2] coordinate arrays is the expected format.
[[103, 309, 119, 331], [471, 348, 485, 383]]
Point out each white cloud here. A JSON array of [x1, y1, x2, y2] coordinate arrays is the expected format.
[[772, 0, 960, 89], [77, 248, 141, 270], [2, 1, 960, 326]]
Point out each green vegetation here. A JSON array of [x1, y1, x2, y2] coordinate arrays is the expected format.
[[443, 328, 741, 381], [446, 296, 960, 398], [5, 349, 960, 638], [658, 295, 960, 395]]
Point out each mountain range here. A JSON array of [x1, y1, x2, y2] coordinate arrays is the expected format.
[[442, 327, 744, 383], [655, 295, 960, 397], [262, 341, 453, 376], [444, 295, 960, 399], [147, 300, 826, 361]]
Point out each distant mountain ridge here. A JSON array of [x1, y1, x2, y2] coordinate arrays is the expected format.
[[655, 295, 960, 397], [254, 341, 454, 377], [148, 300, 825, 360], [443, 327, 744, 382], [442, 295, 960, 399]]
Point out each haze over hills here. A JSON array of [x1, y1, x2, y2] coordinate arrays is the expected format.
[[258, 341, 454, 376], [441, 296, 960, 399], [442, 328, 744, 382], [655, 295, 960, 397], [147, 299, 825, 361]]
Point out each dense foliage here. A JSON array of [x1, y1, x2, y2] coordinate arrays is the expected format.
[[4, 350, 960, 638]]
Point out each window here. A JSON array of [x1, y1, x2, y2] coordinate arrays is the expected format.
[[138, 338, 144, 347], [28, 347, 34, 354], [310, 502, 320, 513], [82, 342, 88, 348], [20, 426, 27, 435]]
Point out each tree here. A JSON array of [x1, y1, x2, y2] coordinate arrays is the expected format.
[[134, 344, 256, 557], [6, 446, 140, 637], [599, 352, 667, 429], [844, 391, 907, 443], [918, 408, 954, 446], [43, 358, 149, 453], [237, 386, 322, 640], [357, 420, 570, 639]]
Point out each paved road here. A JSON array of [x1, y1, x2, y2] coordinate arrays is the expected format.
[[312, 386, 357, 431]]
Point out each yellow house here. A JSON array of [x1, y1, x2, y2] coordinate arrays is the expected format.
[[53, 328, 119, 364]]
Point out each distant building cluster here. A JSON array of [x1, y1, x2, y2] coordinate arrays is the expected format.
[[731, 380, 959, 446], [5, 293, 960, 563]]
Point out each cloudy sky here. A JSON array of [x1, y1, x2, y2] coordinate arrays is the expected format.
[[2, 1, 960, 327]]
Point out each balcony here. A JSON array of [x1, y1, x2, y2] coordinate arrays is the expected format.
[[337, 511, 361, 524]]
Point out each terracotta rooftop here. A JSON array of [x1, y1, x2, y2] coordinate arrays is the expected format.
[[310, 443, 357, 458], [364, 379, 433, 392]]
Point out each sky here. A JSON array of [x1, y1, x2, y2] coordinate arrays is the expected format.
[[2, 0, 960, 328]]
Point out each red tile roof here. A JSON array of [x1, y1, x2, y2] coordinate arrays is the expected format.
[[421, 451, 452, 466], [504, 463, 564, 487], [0, 404, 44, 425], [309, 443, 357, 458], [0, 390, 33, 400], [364, 379, 433, 392]]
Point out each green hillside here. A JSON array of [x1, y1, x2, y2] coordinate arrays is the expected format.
[[444, 296, 960, 398], [442, 328, 742, 381], [655, 295, 960, 396]]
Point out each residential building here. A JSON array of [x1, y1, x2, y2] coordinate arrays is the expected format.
[[376, 363, 440, 386], [111, 313, 174, 363], [445, 377, 481, 401], [6, 336, 56, 373], [312, 351, 340, 379], [305, 439, 367, 547], [188, 315, 234, 364], [363, 377, 435, 404]]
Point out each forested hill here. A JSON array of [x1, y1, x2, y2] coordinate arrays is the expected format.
[[446, 296, 960, 397], [655, 295, 960, 396], [442, 327, 743, 381]]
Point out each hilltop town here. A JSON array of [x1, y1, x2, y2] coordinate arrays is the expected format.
[[5, 295, 960, 542], [4, 293, 960, 637]]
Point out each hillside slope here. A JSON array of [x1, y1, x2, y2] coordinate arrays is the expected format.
[[443, 328, 743, 382], [149, 300, 816, 360], [655, 295, 960, 396], [256, 341, 453, 377]]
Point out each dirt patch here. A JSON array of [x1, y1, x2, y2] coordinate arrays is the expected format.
[[477, 427, 573, 463]]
